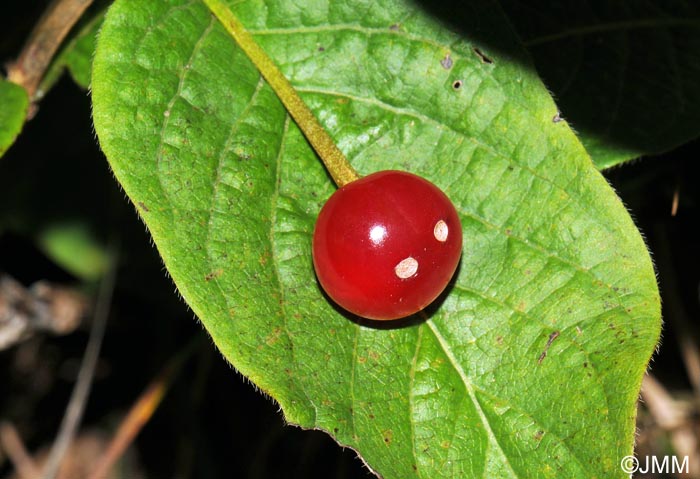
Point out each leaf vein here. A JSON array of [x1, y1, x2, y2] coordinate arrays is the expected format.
[[155, 14, 216, 206], [270, 116, 319, 422], [250, 23, 459, 54], [425, 319, 519, 478], [408, 325, 424, 478], [294, 86, 577, 209]]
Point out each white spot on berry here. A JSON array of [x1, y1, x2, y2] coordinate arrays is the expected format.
[[434, 220, 448, 242], [395, 257, 418, 279]]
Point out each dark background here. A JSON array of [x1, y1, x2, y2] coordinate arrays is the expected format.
[[1, 1, 697, 478]]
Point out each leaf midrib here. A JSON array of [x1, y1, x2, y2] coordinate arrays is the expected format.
[[425, 319, 519, 478]]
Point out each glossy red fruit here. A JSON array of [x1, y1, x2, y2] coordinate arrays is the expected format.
[[312, 170, 462, 320]]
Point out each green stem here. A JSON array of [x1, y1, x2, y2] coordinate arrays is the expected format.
[[202, 0, 359, 187]]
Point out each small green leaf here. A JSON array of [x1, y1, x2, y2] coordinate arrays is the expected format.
[[41, 10, 105, 92], [0, 80, 28, 158], [37, 222, 110, 281], [502, 1, 700, 169], [92, 0, 660, 477]]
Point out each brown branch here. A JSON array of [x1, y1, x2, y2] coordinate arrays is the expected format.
[[86, 338, 200, 479], [641, 374, 700, 477], [0, 421, 41, 479], [6, 0, 93, 102]]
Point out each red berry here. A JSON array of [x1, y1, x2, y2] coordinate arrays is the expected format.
[[312, 170, 462, 320]]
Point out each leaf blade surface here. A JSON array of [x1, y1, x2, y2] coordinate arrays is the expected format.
[[92, 1, 661, 477]]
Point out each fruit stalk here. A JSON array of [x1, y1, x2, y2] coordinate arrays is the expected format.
[[202, 0, 360, 187]]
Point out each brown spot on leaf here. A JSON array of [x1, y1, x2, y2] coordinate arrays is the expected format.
[[440, 53, 453, 69], [383, 429, 393, 445], [265, 327, 282, 346], [204, 269, 223, 281], [473, 47, 493, 64], [537, 331, 560, 364]]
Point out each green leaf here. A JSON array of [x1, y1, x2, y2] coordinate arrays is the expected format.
[[501, 1, 700, 169], [37, 222, 110, 281], [0, 79, 28, 158], [92, 0, 660, 477]]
